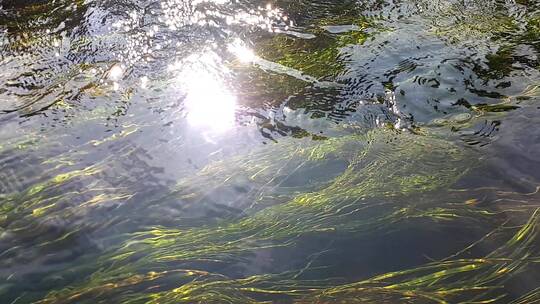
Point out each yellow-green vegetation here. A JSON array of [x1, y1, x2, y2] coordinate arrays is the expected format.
[[1, 0, 87, 33], [0, 121, 140, 229], [433, 15, 516, 44], [524, 14, 540, 41], [35, 206, 540, 304], [26, 127, 511, 303], [426, 2, 517, 44], [254, 15, 372, 80], [2, 101, 538, 304], [256, 33, 344, 79], [231, 66, 308, 108]]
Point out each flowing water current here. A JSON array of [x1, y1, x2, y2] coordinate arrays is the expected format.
[[2, 0, 540, 303]]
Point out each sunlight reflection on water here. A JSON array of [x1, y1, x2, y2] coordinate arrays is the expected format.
[[228, 39, 256, 63], [170, 51, 237, 132]]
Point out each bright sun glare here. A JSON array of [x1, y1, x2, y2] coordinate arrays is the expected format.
[[184, 72, 237, 130], [227, 39, 256, 63], [172, 51, 237, 132]]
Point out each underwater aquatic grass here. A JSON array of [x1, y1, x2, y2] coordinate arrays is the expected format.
[[3, 86, 536, 304], [254, 13, 375, 80], [36, 208, 540, 304], [27, 128, 498, 303]]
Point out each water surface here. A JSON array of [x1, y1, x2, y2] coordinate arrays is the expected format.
[[1, 0, 540, 303]]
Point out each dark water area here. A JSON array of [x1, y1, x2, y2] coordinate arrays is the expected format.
[[1, 0, 540, 303]]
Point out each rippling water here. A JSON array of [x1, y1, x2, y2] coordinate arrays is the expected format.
[[1, 0, 540, 303]]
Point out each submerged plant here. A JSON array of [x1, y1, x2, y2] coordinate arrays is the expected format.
[[19, 126, 502, 303], [35, 206, 540, 304]]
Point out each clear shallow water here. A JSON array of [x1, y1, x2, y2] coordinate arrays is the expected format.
[[1, 0, 540, 303]]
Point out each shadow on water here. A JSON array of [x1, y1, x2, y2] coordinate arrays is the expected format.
[[1, 0, 540, 303]]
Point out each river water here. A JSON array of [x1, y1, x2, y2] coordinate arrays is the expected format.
[[1, 0, 540, 303]]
